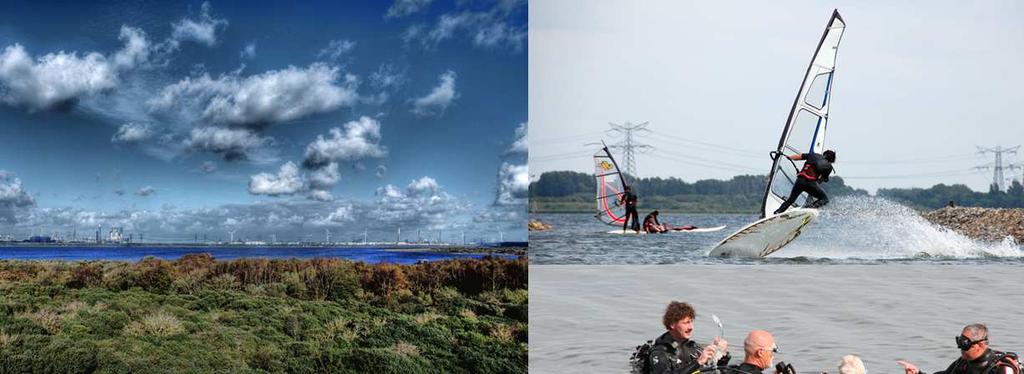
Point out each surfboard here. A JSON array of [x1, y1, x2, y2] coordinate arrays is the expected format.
[[606, 225, 727, 235], [709, 209, 817, 257]]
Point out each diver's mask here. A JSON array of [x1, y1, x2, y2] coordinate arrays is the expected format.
[[956, 335, 987, 351]]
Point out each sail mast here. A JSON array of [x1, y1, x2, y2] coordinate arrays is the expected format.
[[759, 10, 846, 218]]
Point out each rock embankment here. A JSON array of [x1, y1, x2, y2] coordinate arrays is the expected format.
[[922, 207, 1024, 242], [528, 219, 552, 231]]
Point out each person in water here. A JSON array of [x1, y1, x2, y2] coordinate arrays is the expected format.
[[897, 323, 1021, 374], [837, 355, 867, 374], [620, 185, 641, 233], [643, 210, 697, 233], [647, 301, 730, 374], [722, 330, 792, 374], [773, 149, 836, 215]]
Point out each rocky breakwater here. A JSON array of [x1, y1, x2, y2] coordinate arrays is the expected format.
[[528, 219, 552, 231], [922, 207, 1024, 242]]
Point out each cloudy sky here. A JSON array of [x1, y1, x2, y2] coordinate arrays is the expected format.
[[531, 1, 1024, 193], [0, 0, 526, 242]]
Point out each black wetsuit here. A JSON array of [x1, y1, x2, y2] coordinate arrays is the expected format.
[[933, 349, 1021, 374], [774, 152, 833, 215], [622, 191, 640, 231], [647, 332, 731, 374], [643, 213, 660, 232], [721, 363, 764, 374]]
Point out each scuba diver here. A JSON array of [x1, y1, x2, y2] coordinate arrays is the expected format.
[[620, 185, 641, 233], [773, 149, 836, 215], [630, 301, 730, 374], [897, 323, 1021, 374], [720, 330, 796, 374], [643, 211, 697, 233]]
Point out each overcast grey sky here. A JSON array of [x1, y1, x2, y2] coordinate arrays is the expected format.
[[530, 1, 1024, 193]]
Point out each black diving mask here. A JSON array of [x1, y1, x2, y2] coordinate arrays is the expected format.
[[956, 335, 987, 351]]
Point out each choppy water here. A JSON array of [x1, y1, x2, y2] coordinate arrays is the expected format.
[[530, 196, 1024, 264], [0, 246, 510, 264], [530, 265, 1024, 374]]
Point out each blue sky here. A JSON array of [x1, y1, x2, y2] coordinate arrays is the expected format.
[[0, 0, 527, 242]]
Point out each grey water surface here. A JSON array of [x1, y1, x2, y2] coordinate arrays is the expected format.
[[530, 265, 1024, 374], [529, 197, 1024, 264]]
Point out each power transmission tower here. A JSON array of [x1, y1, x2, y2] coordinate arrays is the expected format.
[[976, 145, 1020, 191], [607, 121, 653, 178]]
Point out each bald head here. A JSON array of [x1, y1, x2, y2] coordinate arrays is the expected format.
[[744, 330, 775, 355]]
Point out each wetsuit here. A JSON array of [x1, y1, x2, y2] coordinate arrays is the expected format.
[[774, 152, 833, 215], [934, 349, 1021, 374], [721, 363, 764, 374], [647, 331, 731, 374], [643, 213, 661, 233], [622, 191, 640, 231]]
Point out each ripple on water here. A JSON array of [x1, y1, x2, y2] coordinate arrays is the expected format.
[[530, 197, 1024, 264]]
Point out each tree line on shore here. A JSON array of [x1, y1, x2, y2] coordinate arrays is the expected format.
[[530, 170, 1024, 212]]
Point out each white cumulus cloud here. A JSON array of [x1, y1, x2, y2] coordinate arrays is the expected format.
[[506, 122, 527, 155], [0, 25, 155, 111], [185, 127, 267, 161], [410, 70, 458, 117], [151, 63, 358, 126], [303, 116, 387, 168], [170, 1, 228, 47], [249, 162, 305, 196], [111, 123, 152, 144], [495, 162, 528, 205], [308, 162, 340, 189], [0, 45, 116, 111]]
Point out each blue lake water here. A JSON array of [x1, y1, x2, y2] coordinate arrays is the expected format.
[[0, 246, 511, 264]]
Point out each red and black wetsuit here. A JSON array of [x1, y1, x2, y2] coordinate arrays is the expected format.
[[774, 152, 834, 215]]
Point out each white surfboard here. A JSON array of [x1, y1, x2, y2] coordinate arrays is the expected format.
[[606, 225, 727, 235], [708, 209, 818, 257]]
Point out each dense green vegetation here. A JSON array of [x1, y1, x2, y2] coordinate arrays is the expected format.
[[529, 171, 866, 213], [878, 181, 1024, 210], [0, 255, 527, 373], [531, 170, 1024, 212]]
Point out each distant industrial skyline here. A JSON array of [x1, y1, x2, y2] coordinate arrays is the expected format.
[[0, 0, 527, 241]]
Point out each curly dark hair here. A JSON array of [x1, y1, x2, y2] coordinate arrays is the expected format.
[[662, 301, 696, 329]]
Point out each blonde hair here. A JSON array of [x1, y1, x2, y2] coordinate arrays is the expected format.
[[838, 355, 865, 374]]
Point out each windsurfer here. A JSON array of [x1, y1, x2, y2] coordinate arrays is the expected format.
[[772, 150, 835, 215], [620, 185, 640, 233]]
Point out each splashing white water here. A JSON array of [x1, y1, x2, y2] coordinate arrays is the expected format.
[[781, 196, 1023, 259]]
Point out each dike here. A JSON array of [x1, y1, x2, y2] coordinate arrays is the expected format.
[[922, 207, 1024, 242]]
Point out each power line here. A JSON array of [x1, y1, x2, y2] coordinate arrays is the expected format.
[[976, 145, 1020, 191], [841, 168, 980, 180], [646, 129, 764, 159], [607, 121, 653, 177]]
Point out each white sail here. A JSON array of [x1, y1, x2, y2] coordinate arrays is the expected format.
[[761, 10, 846, 218]]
